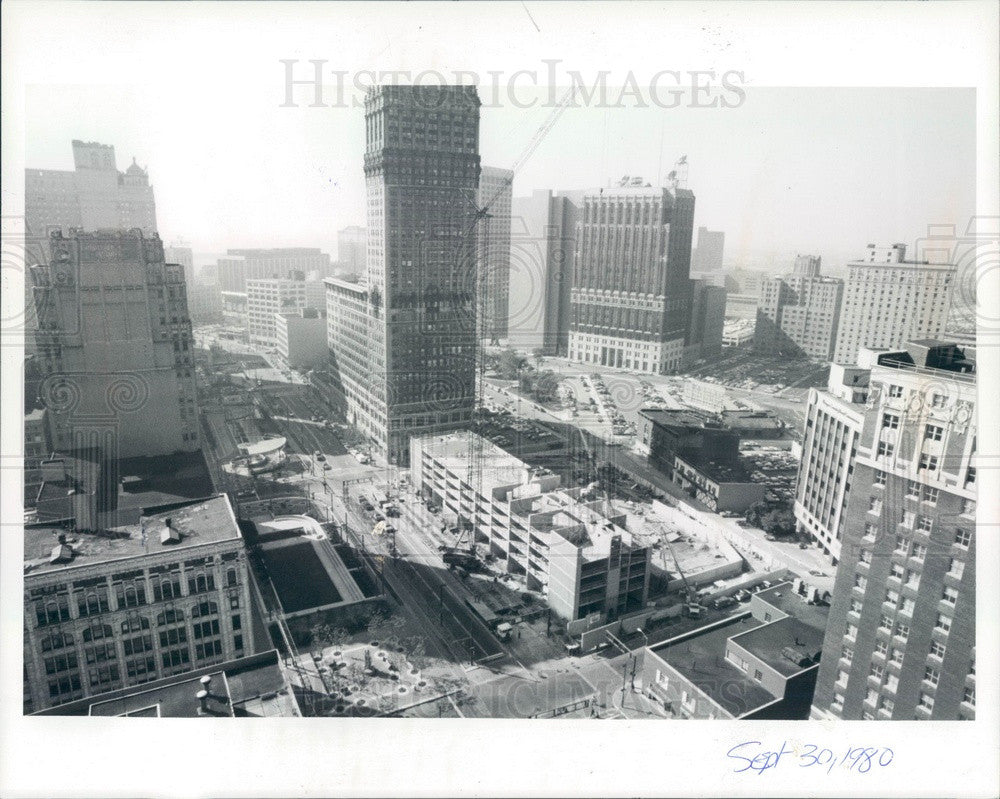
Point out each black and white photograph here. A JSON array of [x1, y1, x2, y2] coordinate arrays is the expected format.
[[1, 2, 997, 797]]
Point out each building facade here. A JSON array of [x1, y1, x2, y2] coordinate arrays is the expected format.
[[216, 248, 331, 293], [337, 225, 367, 274], [328, 85, 481, 465], [30, 230, 200, 459], [25, 408, 50, 467], [164, 241, 195, 290], [755, 256, 844, 361], [410, 432, 650, 622], [508, 189, 582, 355], [691, 227, 725, 272], [477, 166, 514, 342], [23, 494, 258, 714], [686, 279, 727, 363], [568, 180, 696, 375], [275, 307, 327, 369], [810, 341, 976, 721], [793, 364, 869, 563], [246, 277, 306, 349], [832, 244, 955, 365]]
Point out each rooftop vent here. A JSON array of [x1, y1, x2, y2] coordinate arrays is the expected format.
[[49, 543, 74, 564], [160, 520, 182, 545]]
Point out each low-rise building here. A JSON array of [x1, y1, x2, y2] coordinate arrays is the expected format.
[[410, 431, 650, 622], [275, 307, 327, 370], [722, 318, 755, 348], [642, 582, 828, 719], [23, 492, 259, 714]]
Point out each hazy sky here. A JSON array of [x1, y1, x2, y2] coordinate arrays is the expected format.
[[24, 84, 975, 271]]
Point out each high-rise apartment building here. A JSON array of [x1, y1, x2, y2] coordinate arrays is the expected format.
[[568, 180, 696, 374], [508, 189, 582, 355], [216, 248, 331, 293], [30, 230, 200, 458], [810, 341, 976, 721], [755, 255, 844, 360], [246, 277, 306, 349], [477, 166, 514, 342], [23, 494, 259, 713], [691, 227, 725, 272], [832, 244, 955, 365], [328, 85, 481, 465], [794, 363, 870, 562], [337, 226, 367, 273]]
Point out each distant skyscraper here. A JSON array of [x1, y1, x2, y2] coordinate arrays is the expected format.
[[508, 189, 581, 355], [568, 180, 695, 374], [810, 341, 976, 721], [337, 226, 367, 273], [755, 255, 844, 360], [477, 166, 513, 343], [686, 279, 727, 363], [164, 241, 195, 290], [832, 244, 955, 365], [25, 140, 158, 243], [216, 248, 331, 293], [692, 227, 725, 272], [30, 230, 200, 458], [328, 85, 480, 465]]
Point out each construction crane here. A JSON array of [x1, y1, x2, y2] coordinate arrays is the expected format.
[[446, 86, 578, 559]]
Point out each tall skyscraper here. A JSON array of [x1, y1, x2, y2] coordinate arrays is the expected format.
[[329, 85, 481, 465], [810, 341, 976, 721], [25, 140, 158, 243], [832, 244, 955, 365], [337, 226, 367, 273], [216, 248, 331, 293], [691, 226, 725, 272], [686, 279, 727, 362], [568, 179, 695, 374], [476, 166, 513, 343], [508, 189, 581, 355], [755, 255, 844, 360], [30, 229, 200, 459], [794, 363, 870, 562], [164, 241, 195, 289]]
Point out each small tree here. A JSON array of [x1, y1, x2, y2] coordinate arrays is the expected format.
[[532, 348, 545, 368], [498, 348, 527, 380]]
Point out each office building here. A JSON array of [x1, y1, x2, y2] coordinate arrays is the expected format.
[[216, 248, 331, 293], [187, 281, 224, 325], [642, 583, 828, 719], [23, 493, 259, 713], [568, 178, 696, 374], [793, 364, 869, 563], [725, 293, 759, 321], [686, 279, 727, 362], [275, 307, 327, 369], [691, 227, 725, 272], [477, 166, 514, 342], [508, 189, 582, 355], [164, 241, 195, 289], [30, 229, 200, 458], [832, 244, 955, 365], [755, 255, 844, 360], [810, 341, 976, 721], [337, 226, 367, 273], [637, 409, 767, 512], [328, 85, 481, 465], [25, 140, 158, 243], [410, 432, 650, 622], [246, 277, 306, 349]]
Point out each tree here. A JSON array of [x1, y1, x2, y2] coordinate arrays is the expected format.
[[532, 371, 560, 403], [497, 348, 527, 380], [532, 348, 545, 368]]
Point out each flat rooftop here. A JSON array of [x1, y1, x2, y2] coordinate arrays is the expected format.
[[649, 614, 776, 717], [24, 493, 241, 576], [729, 616, 826, 678], [418, 431, 533, 497]]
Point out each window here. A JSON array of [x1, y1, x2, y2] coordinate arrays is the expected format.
[[162, 648, 190, 669], [40, 632, 73, 652], [954, 528, 972, 548], [859, 549, 872, 564], [159, 627, 187, 647], [837, 670, 850, 686], [195, 640, 223, 662], [901, 510, 915, 528], [226, 568, 238, 587], [963, 687, 975, 707], [942, 586, 958, 606], [231, 614, 241, 631], [924, 424, 944, 441], [911, 544, 927, 561], [114, 579, 147, 609], [885, 674, 899, 693], [228, 591, 240, 610], [121, 615, 150, 634], [879, 697, 894, 714], [948, 558, 965, 579], [923, 487, 939, 505], [900, 598, 915, 616], [854, 574, 867, 592], [841, 646, 854, 662], [895, 622, 910, 640], [125, 656, 157, 683], [879, 615, 893, 632], [882, 413, 899, 430], [916, 516, 933, 533], [906, 481, 921, 499], [753, 669, 763, 681], [191, 601, 219, 619], [234, 634, 244, 652], [874, 640, 888, 657], [884, 589, 900, 607], [890, 648, 904, 665], [918, 454, 938, 472], [849, 599, 863, 615], [894, 535, 909, 555], [918, 693, 934, 712], [868, 497, 882, 514], [76, 588, 110, 618], [846, 623, 859, 639], [870, 664, 885, 682], [929, 641, 946, 660], [833, 693, 845, 710], [82, 623, 113, 643], [873, 470, 887, 487], [929, 393, 945, 409], [961, 498, 976, 517], [153, 575, 181, 603], [865, 688, 879, 706], [44, 653, 79, 674], [877, 441, 895, 458], [122, 635, 152, 656], [924, 667, 940, 687], [187, 572, 216, 595], [193, 619, 221, 639], [888, 384, 903, 398], [889, 564, 905, 580], [935, 614, 952, 634], [864, 523, 878, 540]]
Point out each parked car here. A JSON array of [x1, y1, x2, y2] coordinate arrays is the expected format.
[[711, 596, 738, 610]]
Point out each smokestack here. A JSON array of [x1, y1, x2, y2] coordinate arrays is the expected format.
[[200, 674, 212, 695], [197, 689, 209, 714]]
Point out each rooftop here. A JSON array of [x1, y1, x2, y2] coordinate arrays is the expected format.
[[729, 616, 825, 677], [24, 493, 241, 576], [418, 431, 534, 498], [34, 650, 298, 717]]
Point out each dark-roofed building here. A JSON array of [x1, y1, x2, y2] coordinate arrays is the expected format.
[[23, 493, 262, 714], [637, 409, 767, 512], [641, 582, 829, 719]]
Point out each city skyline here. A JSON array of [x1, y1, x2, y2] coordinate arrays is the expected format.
[[23, 86, 975, 271]]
